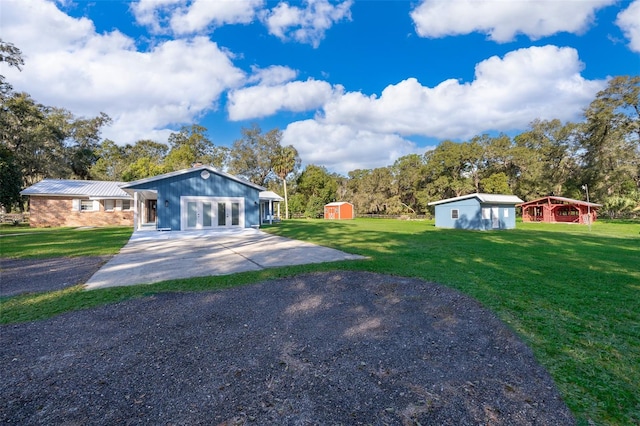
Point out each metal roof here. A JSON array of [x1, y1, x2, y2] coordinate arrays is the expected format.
[[325, 202, 352, 206], [21, 179, 131, 199], [259, 191, 284, 201], [517, 196, 602, 208], [120, 166, 266, 191], [428, 193, 523, 206]]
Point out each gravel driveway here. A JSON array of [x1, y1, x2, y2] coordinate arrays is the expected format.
[[0, 271, 574, 425], [0, 256, 109, 298]]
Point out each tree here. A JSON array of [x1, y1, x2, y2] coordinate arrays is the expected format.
[[512, 119, 579, 200], [66, 112, 112, 179], [165, 125, 225, 171], [295, 165, 338, 217], [126, 139, 169, 163], [480, 172, 510, 194], [392, 154, 427, 213], [228, 124, 280, 186], [423, 140, 475, 199], [0, 92, 69, 186], [0, 39, 24, 98], [122, 157, 166, 181], [271, 145, 300, 219], [0, 144, 22, 211], [579, 76, 640, 202]]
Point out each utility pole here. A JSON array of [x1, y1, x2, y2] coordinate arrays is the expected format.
[[582, 184, 591, 232]]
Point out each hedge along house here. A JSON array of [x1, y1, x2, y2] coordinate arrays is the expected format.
[[20, 179, 134, 227], [120, 166, 280, 231], [324, 202, 355, 220], [518, 196, 602, 224], [428, 193, 524, 230]]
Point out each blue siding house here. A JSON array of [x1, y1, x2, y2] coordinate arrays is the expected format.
[[428, 193, 523, 230], [120, 166, 277, 231]]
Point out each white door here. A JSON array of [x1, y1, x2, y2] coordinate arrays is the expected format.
[[181, 197, 243, 230], [491, 206, 500, 229]]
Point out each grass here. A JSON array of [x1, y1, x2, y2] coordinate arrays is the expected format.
[[1, 219, 639, 425], [0, 226, 133, 258]]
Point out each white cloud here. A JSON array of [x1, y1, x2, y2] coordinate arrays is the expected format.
[[227, 79, 337, 120], [131, 0, 182, 34], [317, 45, 606, 140], [616, 0, 640, 52], [170, 0, 263, 35], [247, 65, 298, 85], [262, 0, 353, 48], [281, 120, 422, 175], [410, 0, 615, 42], [131, 0, 263, 34], [2, 0, 245, 144], [131, 0, 349, 45]]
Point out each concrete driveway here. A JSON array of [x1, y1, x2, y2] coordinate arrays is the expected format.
[[85, 228, 365, 290]]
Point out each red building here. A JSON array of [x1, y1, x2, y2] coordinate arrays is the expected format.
[[324, 202, 355, 220], [518, 196, 601, 224]]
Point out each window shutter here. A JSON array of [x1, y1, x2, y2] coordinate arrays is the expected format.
[[72, 199, 81, 211], [93, 200, 100, 211]]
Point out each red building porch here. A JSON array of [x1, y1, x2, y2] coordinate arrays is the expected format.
[[518, 196, 601, 225]]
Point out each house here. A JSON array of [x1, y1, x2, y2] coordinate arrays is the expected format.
[[119, 166, 281, 231], [518, 196, 601, 224], [21, 166, 284, 230], [324, 202, 355, 220], [20, 179, 134, 228], [428, 193, 523, 230]]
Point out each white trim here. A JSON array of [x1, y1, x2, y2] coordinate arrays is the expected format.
[[121, 166, 265, 192]]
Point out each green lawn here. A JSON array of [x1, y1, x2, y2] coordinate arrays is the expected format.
[[0, 226, 133, 258], [0, 220, 638, 425]]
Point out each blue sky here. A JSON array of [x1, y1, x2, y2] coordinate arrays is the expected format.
[[1, 0, 639, 175]]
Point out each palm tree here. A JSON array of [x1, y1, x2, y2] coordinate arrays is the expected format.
[[271, 145, 300, 219]]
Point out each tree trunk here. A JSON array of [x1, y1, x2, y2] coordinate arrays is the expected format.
[[283, 178, 289, 220]]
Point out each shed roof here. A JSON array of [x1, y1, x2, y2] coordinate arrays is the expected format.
[[20, 179, 131, 199], [325, 202, 352, 207], [120, 166, 266, 192], [518, 196, 602, 208], [259, 191, 284, 201], [428, 193, 523, 206]]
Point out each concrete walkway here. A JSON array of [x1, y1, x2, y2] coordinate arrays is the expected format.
[[85, 228, 365, 290]]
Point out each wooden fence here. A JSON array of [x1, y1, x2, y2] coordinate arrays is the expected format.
[[0, 213, 29, 224]]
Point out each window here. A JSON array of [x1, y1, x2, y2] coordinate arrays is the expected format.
[[104, 200, 115, 211], [81, 200, 95, 211], [451, 209, 459, 219], [122, 200, 131, 210], [503, 208, 509, 218]]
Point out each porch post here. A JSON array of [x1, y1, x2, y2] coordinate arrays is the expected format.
[[269, 200, 273, 224], [133, 191, 139, 231]]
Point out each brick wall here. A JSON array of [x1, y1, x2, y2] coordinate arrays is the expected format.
[[29, 196, 134, 228]]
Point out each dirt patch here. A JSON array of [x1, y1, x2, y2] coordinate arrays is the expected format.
[[0, 271, 574, 425], [0, 257, 110, 298]]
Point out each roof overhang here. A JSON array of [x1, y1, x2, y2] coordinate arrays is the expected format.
[[429, 193, 523, 206], [259, 191, 284, 202], [120, 166, 266, 192]]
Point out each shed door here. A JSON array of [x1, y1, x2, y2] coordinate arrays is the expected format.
[[491, 207, 500, 228]]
